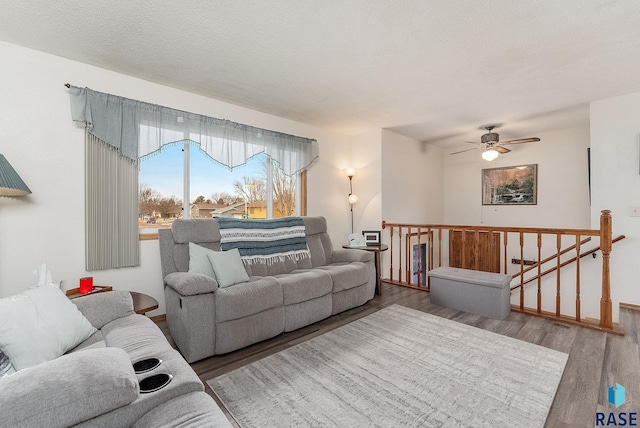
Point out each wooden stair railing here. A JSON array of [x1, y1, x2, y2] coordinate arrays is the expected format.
[[510, 237, 592, 285], [381, 210, 623, 335], [511, 235, 625, 290]]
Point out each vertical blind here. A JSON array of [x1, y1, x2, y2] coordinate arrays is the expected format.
[[85, 132, 140, 270]]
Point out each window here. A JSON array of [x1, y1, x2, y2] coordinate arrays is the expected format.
[[69, 85, 317, 253], [139, 141, 304, 236]]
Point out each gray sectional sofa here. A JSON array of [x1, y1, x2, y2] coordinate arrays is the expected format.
[[0, 290, 230, 428], [159, 216, 376, 363]]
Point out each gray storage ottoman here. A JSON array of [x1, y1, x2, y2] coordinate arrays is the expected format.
[[428, 267, 512, 320]]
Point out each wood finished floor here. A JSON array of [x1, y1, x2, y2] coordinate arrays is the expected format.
[[156, 282, 640, 428]]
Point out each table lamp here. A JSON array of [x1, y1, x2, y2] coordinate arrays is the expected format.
[[0, 155, 31, 196]]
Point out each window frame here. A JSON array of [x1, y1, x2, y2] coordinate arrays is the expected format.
[[139, 142, 307, 240]]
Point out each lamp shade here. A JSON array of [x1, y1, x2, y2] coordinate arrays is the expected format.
[[0, 155, 31, 196], [344, 167, 357, 178], [348, 194, 359, 204], [481, 149, 499, 161]]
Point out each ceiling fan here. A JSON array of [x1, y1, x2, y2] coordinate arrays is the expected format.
[[450, 125, 540, 161]]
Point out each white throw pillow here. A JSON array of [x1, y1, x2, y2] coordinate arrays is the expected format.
[[207, 248, 250, 288], [188, 242, 217, 279], [0, 285, 97, 371]]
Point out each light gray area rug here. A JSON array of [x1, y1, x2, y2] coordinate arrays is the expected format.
[[208, 305, 568, 427]]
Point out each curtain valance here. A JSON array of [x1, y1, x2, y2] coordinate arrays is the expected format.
[[69, 86, 319, 176]]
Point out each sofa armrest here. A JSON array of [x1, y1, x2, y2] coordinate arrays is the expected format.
[[331, 248, 374, 264], [165, 272, 219, 296], [72, 290, 135, 329], [0, 347, 138, 428]]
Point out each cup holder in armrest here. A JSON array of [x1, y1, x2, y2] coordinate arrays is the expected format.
[[139, 373, 172, 394], [133, 357, 162, 374]]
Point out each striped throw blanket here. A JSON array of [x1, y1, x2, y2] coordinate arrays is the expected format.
[[217, 217, 310, 265]]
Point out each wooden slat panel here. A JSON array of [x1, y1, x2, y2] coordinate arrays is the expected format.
[[449, 230, 500, 273]]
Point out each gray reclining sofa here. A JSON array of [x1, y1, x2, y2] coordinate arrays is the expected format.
[[159, 216, 376, 363], [1, 290, 230, 428]]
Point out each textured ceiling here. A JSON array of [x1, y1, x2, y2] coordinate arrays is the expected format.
[[1, 1, 640, 147]]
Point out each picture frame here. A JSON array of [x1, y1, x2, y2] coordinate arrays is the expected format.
[[482, 164, 538, 205], [362, 230, 381, 246]]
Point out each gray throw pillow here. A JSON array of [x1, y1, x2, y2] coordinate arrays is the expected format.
[[207, 248, 249, 287], [188, 242, 217, 279]]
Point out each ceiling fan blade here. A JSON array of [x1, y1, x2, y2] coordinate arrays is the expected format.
[[450, 146, 480, 155], [495, 146, 511, 154], [500, 137, 540, 145]]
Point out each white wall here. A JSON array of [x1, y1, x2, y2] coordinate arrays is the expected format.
[[378, 130, 444, 281], [0, 41, 353, 315], [349, 128, 445, 237], [444, 126, 591, 228], [591, 90, 640, 314], [381, 130, 444, 224], [350, 130, 383, 234]]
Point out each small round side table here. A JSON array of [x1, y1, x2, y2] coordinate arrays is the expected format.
[[68, 286, 158, 316], [130, 291, 159, 315]]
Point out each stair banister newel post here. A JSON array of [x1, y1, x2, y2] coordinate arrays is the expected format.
[[599, 210, 613, 330]]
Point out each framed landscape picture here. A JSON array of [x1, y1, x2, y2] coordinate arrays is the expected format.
[[482, 164, 538, 205]]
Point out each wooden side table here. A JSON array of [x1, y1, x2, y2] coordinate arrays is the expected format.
[[342, 244, 389, 295], [67, 286, 158, 315], [130, 291, 159, 315], [66, 285, 112, 299]]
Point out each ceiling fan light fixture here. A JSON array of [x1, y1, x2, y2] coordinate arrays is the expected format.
[[451, 124, 540, 159], [482, 148, 499, 161]]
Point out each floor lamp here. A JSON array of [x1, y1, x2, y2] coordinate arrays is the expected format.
[[345, 168, 358, 233], [0, 155, 31, 196]]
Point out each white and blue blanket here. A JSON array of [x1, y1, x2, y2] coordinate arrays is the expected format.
[[217, 217, 310, 265]]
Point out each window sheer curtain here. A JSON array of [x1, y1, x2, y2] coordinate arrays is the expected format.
[[69, 86, 319, 175], [69, 86, 318, 270]]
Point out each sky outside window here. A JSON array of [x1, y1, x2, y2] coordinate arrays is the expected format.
[[139, 141, 264, 202]]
